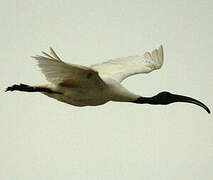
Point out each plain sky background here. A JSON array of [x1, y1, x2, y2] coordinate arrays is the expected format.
[[1, 0, 213, 180]]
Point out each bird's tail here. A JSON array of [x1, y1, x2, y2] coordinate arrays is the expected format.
[[6, 84, 61, 94]]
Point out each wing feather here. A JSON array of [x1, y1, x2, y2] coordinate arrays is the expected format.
[[32, 47, 105, 88], [91, 45, 164, 82]]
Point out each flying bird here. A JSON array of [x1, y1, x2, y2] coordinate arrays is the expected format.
[[6, 45, 210, 113]]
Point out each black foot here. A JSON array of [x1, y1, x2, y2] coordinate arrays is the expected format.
[[5, 84, 32, 92], [6, 83, 62, 94]]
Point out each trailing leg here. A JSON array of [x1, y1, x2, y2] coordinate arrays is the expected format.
[[6, 83, 61, 94]]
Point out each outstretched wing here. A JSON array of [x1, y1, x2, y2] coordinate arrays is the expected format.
[[32, 47, 105, 88], [91, 45, 164, 82]]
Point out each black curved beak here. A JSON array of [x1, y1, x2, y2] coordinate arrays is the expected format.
[[171, 94, 210, 114], [134, 91, 210, 114]]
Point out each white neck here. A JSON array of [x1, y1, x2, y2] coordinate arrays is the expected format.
[[104, 78, 140, 102]]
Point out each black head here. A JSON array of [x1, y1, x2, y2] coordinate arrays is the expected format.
[[152, 91, 175, 105], [134, 91, 210, 114]]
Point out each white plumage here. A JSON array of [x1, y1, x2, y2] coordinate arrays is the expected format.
[[6, 45, 210, 113], [31, 46, 163, 106], [91, 45, 163, 82]]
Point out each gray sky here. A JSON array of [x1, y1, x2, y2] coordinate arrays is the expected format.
[[1, 0, 213, 180]]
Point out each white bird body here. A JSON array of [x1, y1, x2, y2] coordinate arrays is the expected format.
[[33, 46, 163, 106], [6, 45, 210, 113], [44, 76, 139, 106]]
